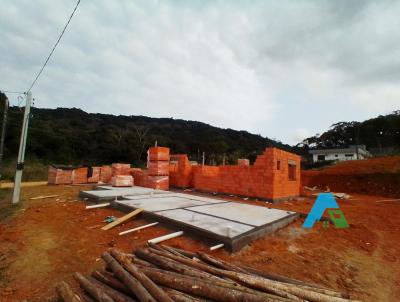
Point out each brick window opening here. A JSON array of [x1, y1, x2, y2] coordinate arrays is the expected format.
[[288, 164, 296, 180], [277, 160, 281, 170]]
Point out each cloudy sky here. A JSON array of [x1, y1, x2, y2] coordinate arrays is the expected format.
[[1, 0, 399, 144]]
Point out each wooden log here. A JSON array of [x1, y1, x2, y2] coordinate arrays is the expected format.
[[89, 276, 137, 302], [56, 281, 81, 302], [146, 248, 355, 302], [164, 246, 196, 259], [198, 252, 347, 299], [161, 287, 209, 302], [131, 255, 156, 268], [101, 252, 156, 302], [92, 270, 131, 295], [135, 248, 228, 283], [236, 264, 348, 298], [73, 272, 114, 302], [148, 242, 169, 253], [197, 252, 248, 273], [136, 264, 291, 302], [139, 266, 279, 302], [102, 209, 143, 230], [136, 249, 290, 301], [78, 291, 97, 302], [110, 249, 174, 302], [160, 244, 188, 257], [236, 263, 314, 287]]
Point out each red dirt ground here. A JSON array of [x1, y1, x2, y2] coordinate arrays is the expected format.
[[0, 184, 399, 301], [302, 156, 400, 198]]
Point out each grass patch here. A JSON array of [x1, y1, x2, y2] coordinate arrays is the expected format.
[[1, 160, 48, 182]]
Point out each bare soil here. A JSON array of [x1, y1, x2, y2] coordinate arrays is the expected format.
[[0, 184, 399, 301]]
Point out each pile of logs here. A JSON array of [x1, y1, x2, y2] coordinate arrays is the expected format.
[[56, 244, 359, 302]]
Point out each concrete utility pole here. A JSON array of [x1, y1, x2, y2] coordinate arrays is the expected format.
[[0, 96, 9, 177], [12, 92, 32, 204]]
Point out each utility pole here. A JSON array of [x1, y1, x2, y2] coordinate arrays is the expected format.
[[202, 152, 205, 166], [0, 96, 9, 177], [12, 92, 32, 204]]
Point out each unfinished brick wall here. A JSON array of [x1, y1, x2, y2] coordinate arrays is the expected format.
[[169, 154, 193, 188], [170, 148, 301, 201]]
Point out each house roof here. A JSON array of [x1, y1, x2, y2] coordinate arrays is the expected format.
[[309, 145, 370, 156]]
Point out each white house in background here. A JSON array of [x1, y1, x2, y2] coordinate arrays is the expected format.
[[309, 145, 371, 162]]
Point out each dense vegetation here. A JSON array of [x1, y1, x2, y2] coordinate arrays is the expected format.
[[0, 92, 291, 166], [297, 111, 400, 158], [1, 91, 398, 171]]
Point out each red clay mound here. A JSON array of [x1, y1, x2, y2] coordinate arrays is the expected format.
[[302, 156, 400, 197]]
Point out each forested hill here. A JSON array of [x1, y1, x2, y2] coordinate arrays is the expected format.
[[3, 105, 292, 166], [297, 110, 400, 156]]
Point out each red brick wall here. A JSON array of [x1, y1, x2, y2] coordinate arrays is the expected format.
[[170, 148, 301, 201], [169, 154, 193, 188], [267, 148, 301, 199]]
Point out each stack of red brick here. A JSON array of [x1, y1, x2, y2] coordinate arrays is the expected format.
[[48, 166, 73, 185], [111, 163, 133, 187], [146, 147, 170, 190], [99, 165, 112, 183], [48, 165, 90, 185], [47, 146, 171, 191], [87, 167, 101, 183]]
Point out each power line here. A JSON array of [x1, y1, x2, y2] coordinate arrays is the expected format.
[[1, 90, 25, 94], [27, 0, 81, 92]]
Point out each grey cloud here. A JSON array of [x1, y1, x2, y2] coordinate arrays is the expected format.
[[0, 0, 399, 145]]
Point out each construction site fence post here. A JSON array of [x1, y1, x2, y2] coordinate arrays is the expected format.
[[12, 91, 32, 204], [0, 96, 9, 178]]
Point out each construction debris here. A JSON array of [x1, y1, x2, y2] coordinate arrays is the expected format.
[[102, 209, 143, 231], [119, 222, 159, 236], [333, 193, 351, 200], [209, 243, 224, 251], [147, 231, 184, 245], [85, 202, 110, 210], [56, 245, 357, 302], [104, 216, 116, 223], [304, 186, 318, 191]]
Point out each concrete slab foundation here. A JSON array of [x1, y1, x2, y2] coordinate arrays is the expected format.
[[79, 186, 171, 200], [81, 186, 299, 252]]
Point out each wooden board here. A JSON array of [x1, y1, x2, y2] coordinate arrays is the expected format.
[[101, 208, 143, 230]]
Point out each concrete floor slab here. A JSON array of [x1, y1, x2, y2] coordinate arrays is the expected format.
[[156, 209, 254, 238], [116, 196, 215, 212], [188, 202, 295, 227], [80, 186, 170, 200], [81, 185, 299, 251], [96, 186, 166, 194]]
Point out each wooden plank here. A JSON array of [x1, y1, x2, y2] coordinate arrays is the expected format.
[[102, 208, 143, 230], [30, 194, 59, 200]]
